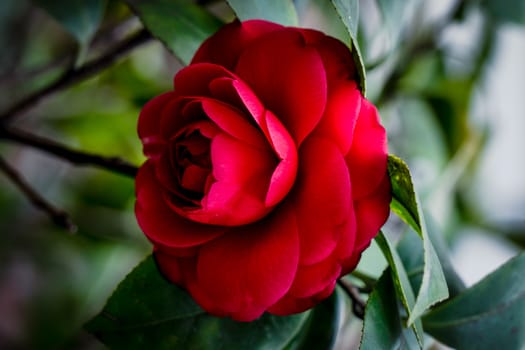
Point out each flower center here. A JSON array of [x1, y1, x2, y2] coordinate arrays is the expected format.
[[169, 122, 216, 207]]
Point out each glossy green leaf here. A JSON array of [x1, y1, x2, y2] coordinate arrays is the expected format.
[[86, 255, 309, 350], [329, 0, 366, 94], [387, 155, 448, 325], [360, 271, 420, 350], [375, 232, 423, 347], [423, 252, 525, 350], [226, 0, 298, 26], [33, 0, 104, 46], [124, 0, 223, 65]]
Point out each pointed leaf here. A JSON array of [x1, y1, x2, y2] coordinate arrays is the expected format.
[[124, 0, 223, 64], [86, 255, 309, 350], [423, 252, 525, 350], [398, 218, 466, 299], [33, 0, 104, 46], [375, 232, 423, 347], [226, 0, 298, 26], [360, 271, 420, 350], [387, 155, 448, 325]]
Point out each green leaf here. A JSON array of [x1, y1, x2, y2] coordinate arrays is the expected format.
[[226, 0, 298, 26], [33, 0, 104, 46], [124, 0, 224, 65], [86, 255, 309, 350], [387, 155, 448, 325], [398, 219, 466, 299], [360, 271, 420, 350], [329, 0, 366, 94], [423, 252, 525, 350], [375, 232, 423, 347]]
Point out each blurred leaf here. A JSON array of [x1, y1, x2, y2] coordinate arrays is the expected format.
[[376, 0, 421, 49], [481, 0, 525, 24], [360, 271, 420, 350], [423, 252, 525, 350], [32, 0, 105, 46], [375, 232, 423, 347], [226, 0, 298, 26], [330, 0, 366, 95], [124, 0, 223, 65], [86, 255, 309, 349], [387, 155, 449, 325]]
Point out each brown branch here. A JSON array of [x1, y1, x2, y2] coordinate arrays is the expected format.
[[338, 279, 366, 320], [0, 126, 138, 178], [0, 155, 77, 232], [0, 28, 152, 124]]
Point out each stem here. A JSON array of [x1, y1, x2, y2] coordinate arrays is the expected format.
[[337, 279, 366, 320], [0, 126, 138, 178], [0, 28, 152, 124], [0, 155, 77, 232]]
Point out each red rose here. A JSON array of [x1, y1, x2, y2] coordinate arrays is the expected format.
[[135, 19, 391, 321]]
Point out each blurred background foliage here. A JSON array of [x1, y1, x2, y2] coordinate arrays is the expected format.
[[0, 0, 524, 349]]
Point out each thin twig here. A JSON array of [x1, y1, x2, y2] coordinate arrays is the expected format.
[[0, 155, 77, 232], [0, 126, 139, 178], [337, 279, 366, 319], [0, 28, 152, 124]]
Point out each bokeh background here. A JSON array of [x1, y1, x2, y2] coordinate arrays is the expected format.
[[0, 0, 524, 348]]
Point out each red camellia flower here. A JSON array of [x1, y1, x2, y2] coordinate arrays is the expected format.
[[135, 19, 391, 321]]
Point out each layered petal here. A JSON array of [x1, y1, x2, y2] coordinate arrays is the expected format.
[[192, 202, 300, 321], [342, 174, 391, 274], [346, 98, 388, 199], [138, 92, 175, 158], [298, 28, 356, 87], [135, 161, 226, 249], [192, 20, 283, 70], [235, 29, 327, 145], [313, 80, 361, 154], [291, 136, 355, 265]]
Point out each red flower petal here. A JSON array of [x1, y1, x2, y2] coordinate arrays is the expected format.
[[268, 281, 335, 316], [173, 63, 234, 96], [135, 161, 225, 249], [292, 136, 354, 265], [201, 98, 268, 150], [298, 29, 356, 86], [314, 80, 361, 154], [263, 109, 298, 206], [174, 132, 276, 226], [192, 20, 283, 70], [235, 29, 327, 145], [346, 97, 388, 199], [342, 174, 391, 274], [193, 202, 300, 321], [288, 257, 342, 298], [138, 92, 175, 157]]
